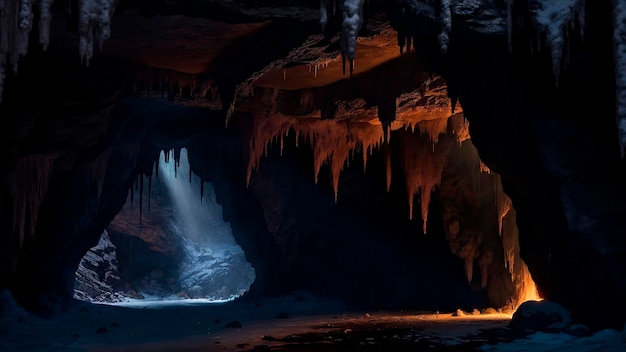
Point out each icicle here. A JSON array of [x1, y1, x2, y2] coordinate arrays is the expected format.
[[148, 173, 152, 212], [320, 0, 329, 31], [78, 0, 119, 66], [200, 178, 204, 204], [39, 0, 53, 50], [139, 172, 144, 220], [614, 0, 626, 158], [507, 0, 513, 52], [438, 0, 452, 54], [530, 0, 584, 86], [339, 0, 365, 77], [384, 143, 391, 192]]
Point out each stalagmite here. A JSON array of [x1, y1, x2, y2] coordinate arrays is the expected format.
[[416, 117, 448, 144]]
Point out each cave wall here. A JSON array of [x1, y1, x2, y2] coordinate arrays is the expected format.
[[389, 0, 626, 329]]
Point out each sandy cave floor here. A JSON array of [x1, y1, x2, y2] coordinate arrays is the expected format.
[[2, 292, 625, 352]]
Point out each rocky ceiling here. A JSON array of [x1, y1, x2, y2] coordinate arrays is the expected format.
[[1, 0, 625, 332]]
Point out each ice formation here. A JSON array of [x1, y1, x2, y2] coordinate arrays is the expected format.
[[0, 0, 119, 102], [528, 0, 586, 84], [320, 0, 364, 76], [614, 0, 626, 157], [438, 0, 452, 54]]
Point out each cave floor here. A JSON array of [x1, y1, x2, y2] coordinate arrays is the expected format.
[[2, 292, 625, 352]]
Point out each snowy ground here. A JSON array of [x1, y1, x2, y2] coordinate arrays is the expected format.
[[1, 291, 625, 351]]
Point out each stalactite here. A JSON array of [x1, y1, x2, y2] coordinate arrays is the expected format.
[[614, 0, 626, 157], [138, 171, 143, 221], [415, 117, 448, 144], [200, 177, 204, 204], [438, 0, 452, 54], [246, 112, 383, 201], [495, 175, 512, 236], [449, 114, 470, 144], [131, 65, 221, 108], [78, 0, 120, 66], [79, 148, 112, 204], [506, 0, 513, 52], [339, 0, 365, 77], [400, 126, 449, 234], [10, 153, 57, 248], [38, 0, 53, 50], [529, 0, 585, 85], [464, 257, 473, 283], [384, 142, 391, 192], [148, 172, 152, 212]]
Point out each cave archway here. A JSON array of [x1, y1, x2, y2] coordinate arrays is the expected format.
[[74, 148, 256, 305]]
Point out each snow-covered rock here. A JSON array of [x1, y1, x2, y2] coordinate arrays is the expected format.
[[509, 300, 572, 333], [73, 230, 125, 303]]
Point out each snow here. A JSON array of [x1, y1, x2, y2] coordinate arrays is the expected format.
[[2, 292, 625, 351], [481, 329, 626, 352]]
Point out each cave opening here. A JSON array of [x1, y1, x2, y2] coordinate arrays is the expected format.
[[73, 147, 256, 306]]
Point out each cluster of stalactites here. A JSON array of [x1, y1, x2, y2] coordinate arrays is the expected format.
[[525, 0, 586, 85], [400, 127, 448, 234], [320, 0, 365, 77], [0, 0, 119, 102], [246, 112, 385, 203], [10, 154, 57, 248]]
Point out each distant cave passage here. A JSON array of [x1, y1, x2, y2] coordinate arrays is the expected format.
[[73, 148, 255, 305]]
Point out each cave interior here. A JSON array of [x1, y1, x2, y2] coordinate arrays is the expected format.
[[1, 0, 626, 350]]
